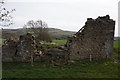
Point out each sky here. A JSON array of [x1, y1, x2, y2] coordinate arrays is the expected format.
[[1, 0, 119, 36]]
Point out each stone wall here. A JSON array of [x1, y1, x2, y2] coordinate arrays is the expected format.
[[66, 15, 115, 60], [2, 39, 17, 62], [2, 33, 68, 62], [15, 33, 37, 62], [2, 15, 115, 62], [2, 33, 37, 62]]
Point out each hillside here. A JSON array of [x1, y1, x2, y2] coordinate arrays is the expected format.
[[2, 28, 76, 40], [114, 37, 120, 41], [48, 28, 76, 40]]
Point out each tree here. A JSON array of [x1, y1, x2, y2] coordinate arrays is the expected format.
[[0, 0, 15, 27], [24, 20, 52, 66], [25, 20, 52, 43]]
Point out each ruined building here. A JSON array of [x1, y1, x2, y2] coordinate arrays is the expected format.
[[2, 33, 68, 62], [2, 33, 38, 62], [2, 39, 18, 62], [2, 15, 115, 62], [66, 15, 115, 60], [16, 33, 37, 62]]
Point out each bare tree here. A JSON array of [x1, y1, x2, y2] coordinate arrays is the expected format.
[[0, 0, 15, 27], [25, 20, 52, 43], [24, 20, 51, 66]]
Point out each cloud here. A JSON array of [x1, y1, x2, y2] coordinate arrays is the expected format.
[[6, 0, 119, 4], [4, 0, 119, 36]]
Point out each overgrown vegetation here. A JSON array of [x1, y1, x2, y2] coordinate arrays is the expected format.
[[37, 40, 67, 52], [2, 40, 119, 78]]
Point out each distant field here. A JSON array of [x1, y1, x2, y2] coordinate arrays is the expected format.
[[52, 40, 119, 48], [2, 28, 76, 40], [52, 40, 67, 45], [0, 39, 5, 45]]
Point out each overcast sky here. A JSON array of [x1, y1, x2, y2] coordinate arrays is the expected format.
[[2, 0, 119, 36]]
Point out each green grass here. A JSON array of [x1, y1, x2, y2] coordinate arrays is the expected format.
[[37, 42, 59, 52], [2, 41, 120, 78], [114, 41, 119, 49], [37, 40, 67, 52], [52, 40, 67, 45], [113, 41, 120, 58], [2, 59, 119, 78], [0, 39, 6, 45]]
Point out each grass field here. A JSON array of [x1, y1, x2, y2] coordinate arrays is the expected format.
[[2, 59, 119, 78], [114, 41, 119, 51], [2, 40, 120, 78], [52, 40, 67, 45], [0, 39, 6, 45]]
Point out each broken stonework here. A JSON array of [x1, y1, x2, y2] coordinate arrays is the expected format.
[[42, 47, 68, 63], [16, 33, 37, 62], [2, 39, 17, 62], [2, 15, 115, 63], [66, 15, 115, 60], [2, 33, 68, 62], [2, 33, 37, 62]]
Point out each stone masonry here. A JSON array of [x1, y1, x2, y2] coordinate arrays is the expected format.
[[66, 15, 115, 60], [2, 33, 38, 62], [2, 33, 68, 62], [2, 15, 115, 62]]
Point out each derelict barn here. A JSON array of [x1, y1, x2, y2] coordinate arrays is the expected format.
[[66, 15, 115, 60]]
